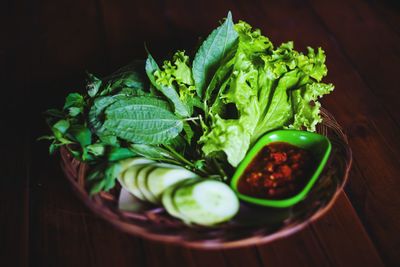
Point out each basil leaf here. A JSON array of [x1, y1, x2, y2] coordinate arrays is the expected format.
[[104, 96, 183, 144], [52, 120, 70, 134], [69, 125, 92, 147], [192, 11, 238, 98]]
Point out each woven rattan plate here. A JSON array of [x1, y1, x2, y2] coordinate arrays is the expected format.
[[60, 108, 352, 249]]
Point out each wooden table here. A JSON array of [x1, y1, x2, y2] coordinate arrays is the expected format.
[[2, 0, 399, 266]]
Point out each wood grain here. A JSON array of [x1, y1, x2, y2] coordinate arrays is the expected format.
[[307, 1, 400, 265], [1, 0, 31, 266], [233, 0, 399, 265], [309, 0, 400, 124], [366, 0, 400, 36], [3, 0, 399, 266]]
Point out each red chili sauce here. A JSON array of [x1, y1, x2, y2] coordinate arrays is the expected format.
[[237, 142, 315, 200]]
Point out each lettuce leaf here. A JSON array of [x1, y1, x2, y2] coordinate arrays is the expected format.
[[200, 21, 334, 166], [152, 51, 202, 117]]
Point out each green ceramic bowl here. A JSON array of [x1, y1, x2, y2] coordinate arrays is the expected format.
[[230, 130, 332, 208]]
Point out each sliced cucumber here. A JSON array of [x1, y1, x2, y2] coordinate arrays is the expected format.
[[117, 158, 153, 198], [136, 165, 158, 203], [117, 158, 152, 186], [120, 164, 150, 201], [174, 180, 239, 226], [147, 165, 199, 201], [161, 178, 200, 224], [118, 157, 152, 173]]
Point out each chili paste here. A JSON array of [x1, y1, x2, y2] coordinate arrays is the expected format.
[[237, 142, 315, 200]]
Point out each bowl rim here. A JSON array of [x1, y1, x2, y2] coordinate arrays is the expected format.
[[230, 129, 332, 208]]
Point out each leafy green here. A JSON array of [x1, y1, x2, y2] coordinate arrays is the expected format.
[[130, 144, 175, 161], [103, 96, 184, 144], [146, 52, 192, 117], [42, 12, 334, 195], [199, 21, 333, 166], [193, 11, 238, 98], [63, 93, 85, 116], [154, 51, 201, 117]]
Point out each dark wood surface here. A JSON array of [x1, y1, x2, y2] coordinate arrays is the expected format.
[[2, 0, 399, 266]]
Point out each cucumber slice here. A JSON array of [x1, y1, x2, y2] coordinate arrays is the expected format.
[[117, 157, 152, 184], [147, 166, 198, 201], [161, 178, 200, 224], [136, 165, 158, 203], [118, 157, 152, 173], [174, 180, 239, 226], [117, 158, 153, 197], [120, 164, 150, 200]]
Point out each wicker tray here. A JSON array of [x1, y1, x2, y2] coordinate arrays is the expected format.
[[60, 108, 352, 249]]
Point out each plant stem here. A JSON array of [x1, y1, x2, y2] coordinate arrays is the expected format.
[[212, 158, 228, 180], [164, 144, 191, 165], [183, 116, 200, 122], [163, 144, 209, 176]]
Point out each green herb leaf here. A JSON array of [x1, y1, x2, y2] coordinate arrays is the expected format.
[[145, 52, 160, 88], [103, 96, 183, 144], [146, 52, 191, 117], [88, 162, 123, 194], [88, 95, 126, 145], [69, 125, 92, 147], [182, 122, 194, 143], [64, 93, 84, 109], [63, 93, 85, 116], [86, 143, 106, 156], [130, 144, 175, 161], [51, 120, 72, 144], [192, 11, 238, 98], [107, 147, 136, 161]]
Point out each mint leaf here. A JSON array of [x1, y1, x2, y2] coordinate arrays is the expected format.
[[64, 93, 84, 109], [69, 125, 92, 147], [52, 119, 70, 134], [63, 93, 85, 116], [107, 147, 136, 161], [192, 11, 238, 98], [103, 96, 183, 144]]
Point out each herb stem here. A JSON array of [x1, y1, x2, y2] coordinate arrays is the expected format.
[[212, 158, 228, 180], [163, 144, 209, 176], [164, 144, 195, 167], [183, 116, 200, 121]]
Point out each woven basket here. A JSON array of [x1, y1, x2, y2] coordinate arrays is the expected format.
[[60, 108, 352, 249]]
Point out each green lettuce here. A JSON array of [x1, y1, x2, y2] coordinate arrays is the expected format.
[[200, 21, 334, 166], [153, 51, 201, 117]]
